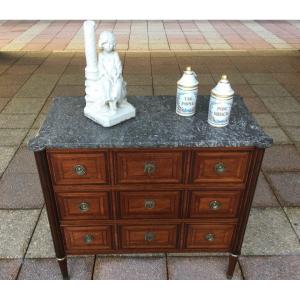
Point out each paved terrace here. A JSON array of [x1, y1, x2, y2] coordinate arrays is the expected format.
[[0, 20, 300, 51], [0, 20, 300, 280]]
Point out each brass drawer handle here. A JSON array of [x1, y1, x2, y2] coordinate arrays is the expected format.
[[144, 199, 156, 209], [144, 162, 156, 175], [84, 234, 93, 244], [205, 233, 215, 242], [79, 202, 89, 212], [144, 232, 156, 241], [209, 200, 221, 210], [74, 164, 86, 176], [215, 162, 226, 174]]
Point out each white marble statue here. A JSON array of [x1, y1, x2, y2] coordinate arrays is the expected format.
[[83, 21, 135, 127]]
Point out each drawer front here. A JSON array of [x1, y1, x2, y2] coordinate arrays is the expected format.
[[191, 151, 250, 184], [48, 152, 108, 185], [119, 191, 181, 219], [120, 224, 178, 249], [63, 226, 113, 251], [188, 191, 242, 218], [185, 224, 235, 250], [115, 151, 183, 184], [56, 192, 110, 220]]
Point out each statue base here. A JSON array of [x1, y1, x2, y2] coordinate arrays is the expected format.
[[84, 103, 136, 127]]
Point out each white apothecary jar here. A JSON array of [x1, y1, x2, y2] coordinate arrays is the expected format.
[[208, 75, 234, 127], [176, 66, 199, 117]]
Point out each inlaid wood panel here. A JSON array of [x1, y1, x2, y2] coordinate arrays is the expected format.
[[115, 151, 184, 184], [185, 223, 236, 250], [118, 191, 181, 219], [48, 151, 108, 185], [62, 226, 113, 251], [56, 192, 110, 220], [191, 151, 250, 184], [120, 224, 178, 249], [188, 190, 242, 218]]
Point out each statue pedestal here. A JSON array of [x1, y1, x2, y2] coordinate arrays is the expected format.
[[84, 102, 136, 127]]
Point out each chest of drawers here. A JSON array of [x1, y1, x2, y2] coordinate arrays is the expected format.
[[29, 95, 272, 279]]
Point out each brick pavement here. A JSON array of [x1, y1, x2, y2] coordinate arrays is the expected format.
[[0, 20, 300, 51]]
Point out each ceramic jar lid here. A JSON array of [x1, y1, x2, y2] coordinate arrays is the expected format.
[[211, 74, 234, 99], [177, 66, 199, 88]]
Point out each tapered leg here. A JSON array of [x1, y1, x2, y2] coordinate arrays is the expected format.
[[57, 257, 69, 280], [227, 253, 238, 279]]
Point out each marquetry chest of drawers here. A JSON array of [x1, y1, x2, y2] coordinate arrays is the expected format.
[[28, 95, 272, 279]]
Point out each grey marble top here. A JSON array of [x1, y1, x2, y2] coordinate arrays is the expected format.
[[28, 95, 272, 151]]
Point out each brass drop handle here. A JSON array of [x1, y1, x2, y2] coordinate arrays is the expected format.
[[144, 162, 156, 175], [79, 202, 89, 212], [205, 233, 215, 242], [74, 164, 86, 176], [84, 234, 93, 244], [144, 199, 156, 209], [144, 232, 156, 242], [215, 162, 226, 174], [209, 200, 221, 210]]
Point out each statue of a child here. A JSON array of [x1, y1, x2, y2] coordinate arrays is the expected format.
[[83, 21, 135, 127], [96, 31, 127, 114]]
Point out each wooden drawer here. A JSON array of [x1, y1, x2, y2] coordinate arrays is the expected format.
[[56, 192, 110, 220], [118, 191, 181, 219], [120, 224, 178, 249], [191, 151, 250, 184], [62, 226, 113, 251], [185, 223, 235, 250], [188, 191, 242, 218], [115, 151, 183, 184], [48, 152, 108, 185]]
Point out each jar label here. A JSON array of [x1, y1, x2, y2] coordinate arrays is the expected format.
[[176, 89, 198, 116], [208, 95, 233, 127]]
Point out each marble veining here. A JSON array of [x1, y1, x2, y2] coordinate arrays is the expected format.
[[28, 95, 273, 151]]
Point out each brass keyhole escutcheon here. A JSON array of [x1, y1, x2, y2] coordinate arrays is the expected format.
[[84, 234, 93, 244], [209, 200, 221, 210], [74, 164, 86, 176], [144, 162, 156, 175], [215, 162, 226, 174], [144, 232, 156, 242], [79, 202, 89, 212], [144, 199, 156, 209], [205, 233, 215, 242]]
